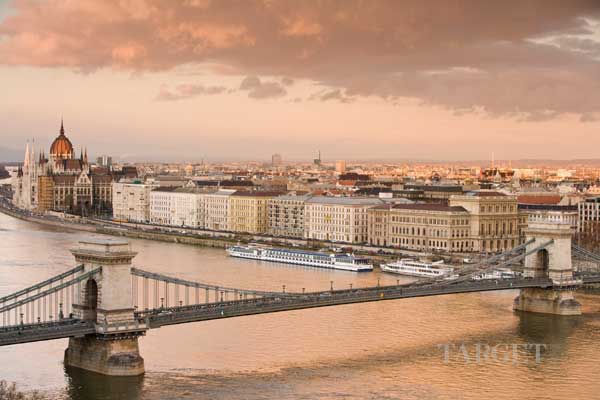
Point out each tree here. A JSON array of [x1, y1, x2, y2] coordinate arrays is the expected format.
[[0, 381, 47, 400]]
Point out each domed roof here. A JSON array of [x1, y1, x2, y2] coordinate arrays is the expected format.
[[50, 120, 74, 160]]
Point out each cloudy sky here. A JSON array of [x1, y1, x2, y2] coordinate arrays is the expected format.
[[1, 0, 600, 162]]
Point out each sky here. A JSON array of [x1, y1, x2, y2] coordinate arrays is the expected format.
[[1, 0, 600, 162]]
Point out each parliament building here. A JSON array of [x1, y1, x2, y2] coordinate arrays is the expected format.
[[12, 121, 127, 214]]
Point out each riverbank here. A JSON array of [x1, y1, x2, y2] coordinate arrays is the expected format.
[[0, 198, 475, 265], [0, 203, 237, 248]]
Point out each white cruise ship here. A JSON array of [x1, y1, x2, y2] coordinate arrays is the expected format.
[[380, 259, 454, 278], [226, 245, 373, 272]]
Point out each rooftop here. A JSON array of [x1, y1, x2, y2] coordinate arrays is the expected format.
[[272, 194, 313, 201], [517, 195, 562, 205], [518, 204, 577, 211], [306, 196, 384, 206], [463, 191, 507, 197], [391, 204, 468, 212], [231, 191, 286, 197], [405, 184, 464, 192]]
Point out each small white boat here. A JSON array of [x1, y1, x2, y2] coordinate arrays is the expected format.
[[380, 258, 454, 278], [472, 268, 518, 280]]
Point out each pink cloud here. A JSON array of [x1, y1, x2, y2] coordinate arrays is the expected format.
[[1, 0, 600, 116], [156, 83, 227, 101]]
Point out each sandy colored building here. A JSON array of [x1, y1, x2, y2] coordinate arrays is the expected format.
[[305, 196, 383, 243], [204, 189, 235, 231], [368, 203, 471, 252], [228, 191, 283, 234], [449, 191, 519, 252], [112, 181, 158, 223]]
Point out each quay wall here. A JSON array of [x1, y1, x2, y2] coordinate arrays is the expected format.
[[0, 201, 474, 263]]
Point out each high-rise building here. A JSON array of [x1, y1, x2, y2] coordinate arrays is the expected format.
[[96, 155, 113, 168], [271, 153, 283, 167], [335, 160, 346, 174], [313, 150, 322, 166]]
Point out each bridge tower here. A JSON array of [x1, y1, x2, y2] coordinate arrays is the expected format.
[[513, 221, 581, 316], [64, 238, 146, 376]]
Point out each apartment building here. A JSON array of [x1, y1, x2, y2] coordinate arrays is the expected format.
[[305, 197, 383, 243], [578, 196, 600, 233], [204, 189, 235, 231], [228, 191, 283, 234], [112, 180, 158, 223], [268, 194, 312, 238], [149, 187, 210, 228]]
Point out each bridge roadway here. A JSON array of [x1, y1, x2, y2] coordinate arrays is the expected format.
[[1, 274, 599, 347], [0, 319, 95, 346], [139, 277, 558, 328]]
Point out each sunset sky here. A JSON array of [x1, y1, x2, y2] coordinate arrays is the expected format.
[[1, 0, 600, 162]]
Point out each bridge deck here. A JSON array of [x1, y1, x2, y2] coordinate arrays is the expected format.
[[138, 277, 554, 329], [1, 274, 599, 347], [0, 319, 95, 346]]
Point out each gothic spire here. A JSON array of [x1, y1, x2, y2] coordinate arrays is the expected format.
[[60, 118, 65, 136], [23, 141, 30, 170]]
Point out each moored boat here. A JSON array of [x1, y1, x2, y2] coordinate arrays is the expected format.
[[380, 258, 454, 278], [226, 245, 373, 272]]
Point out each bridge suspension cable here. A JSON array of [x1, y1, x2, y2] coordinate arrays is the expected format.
[[572, 244, 600, 263], [130, 268, 290, 312], [0, 267, 100, 328], [443, 240, 554, 285], [404, 238, 537, 288], [0, 265, 84, 304]]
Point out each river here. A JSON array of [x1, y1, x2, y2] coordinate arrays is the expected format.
[[1, 212, 599, 400]]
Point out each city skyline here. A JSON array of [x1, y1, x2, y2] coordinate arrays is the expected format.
[[1, 1, 600, 161], [2, 3, 600, 398]]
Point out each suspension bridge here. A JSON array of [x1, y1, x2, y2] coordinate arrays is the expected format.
[[0, 221, 599, 376]]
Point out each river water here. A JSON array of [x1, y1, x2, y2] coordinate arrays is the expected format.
[[1, 212, 599, 400]]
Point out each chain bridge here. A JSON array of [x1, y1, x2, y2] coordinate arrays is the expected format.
[[0, 221, 599, 376]]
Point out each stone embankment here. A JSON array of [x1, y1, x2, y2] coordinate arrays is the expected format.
[[0, 197, 473, 265]]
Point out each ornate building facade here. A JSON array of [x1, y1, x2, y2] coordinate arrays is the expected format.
[[13, 121, 120, 214]]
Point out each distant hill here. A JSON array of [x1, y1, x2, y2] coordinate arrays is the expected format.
[[0, 146, 22, 163]]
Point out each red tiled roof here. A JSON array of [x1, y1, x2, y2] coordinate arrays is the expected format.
[[471, 191, 506, 197], [517, 195, 561, 205], [338, 180, 357, 186]]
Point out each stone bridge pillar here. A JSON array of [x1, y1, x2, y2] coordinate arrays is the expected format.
[[64, 238, 146, 376], [513, 222, 581, 316]]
